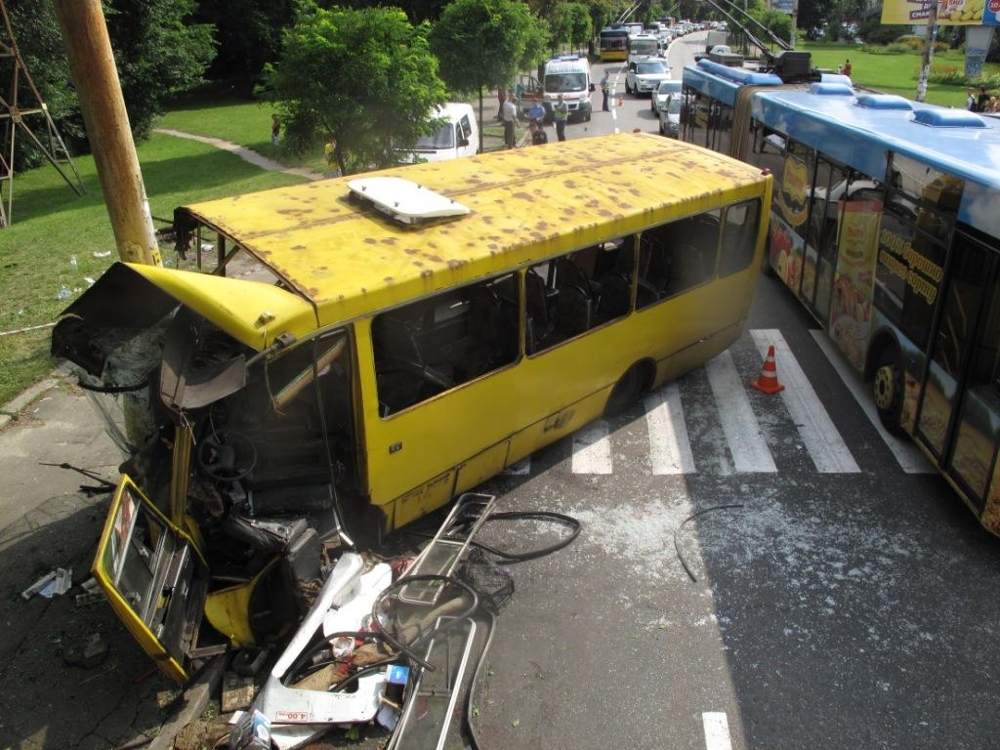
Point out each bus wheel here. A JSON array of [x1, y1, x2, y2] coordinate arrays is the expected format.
[[873, 348, 905, 435], [605, 364, 645, 417]]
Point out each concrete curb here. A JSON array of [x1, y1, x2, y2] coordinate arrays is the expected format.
[[0, 362, 74, 430], [147, 656, 227, 750]]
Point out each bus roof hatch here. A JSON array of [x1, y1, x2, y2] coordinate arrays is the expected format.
[[347, 177, 470, 225]]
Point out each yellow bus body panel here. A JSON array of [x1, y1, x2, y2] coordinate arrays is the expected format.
[[125, 263, 317, 351]]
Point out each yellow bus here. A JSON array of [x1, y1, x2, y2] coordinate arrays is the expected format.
[[53, 133, 771, 680]]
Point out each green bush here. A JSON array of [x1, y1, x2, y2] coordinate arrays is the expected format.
[[928, 64, 967, 85], [869, 43, 909, 55], [859, 20, 909, 46]]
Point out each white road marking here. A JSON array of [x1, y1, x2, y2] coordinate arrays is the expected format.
[[706, 350, 777, 473], [751, 329, 860, 473], [644, 383, 696, 474], [572, 419, 613, 474], [809, 330, 935, 473], [703, 712, 734, 750]]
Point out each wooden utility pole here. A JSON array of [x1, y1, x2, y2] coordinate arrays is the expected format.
[[915, 0, 938, 103], [51, 0, 160, 266]]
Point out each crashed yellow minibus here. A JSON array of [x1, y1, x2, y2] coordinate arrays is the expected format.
[[53, 133, 771, 680]]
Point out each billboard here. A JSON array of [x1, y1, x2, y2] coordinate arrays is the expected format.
[[881, 0, 1000, 24]]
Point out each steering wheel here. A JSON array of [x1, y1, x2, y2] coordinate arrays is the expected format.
[[197, 430, 258, 482]]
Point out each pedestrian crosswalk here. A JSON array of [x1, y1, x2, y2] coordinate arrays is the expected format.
[[505, 329, 935, 478]]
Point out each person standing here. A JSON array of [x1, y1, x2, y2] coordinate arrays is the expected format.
[[600, 72, 610, 111], [323, 137, 339, 177], [270, 115, 281, 155], [497, 86, 507, 120], [842, 58, 852, 77], [966, 88, 977, 111], [552, 94, 569, 142], [502, 94, 519, 148], [978, 85, 991, 114]]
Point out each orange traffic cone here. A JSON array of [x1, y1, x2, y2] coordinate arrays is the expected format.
[[751, 344, 785, 395]]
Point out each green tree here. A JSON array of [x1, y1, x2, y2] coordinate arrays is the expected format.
[[2, 0, 212, 167], [564, 2, 593, 54], [258, 4, 447, 174], [105, 0, 215, 139], [194, 0, 298, 90], [751, 8, 793, 46], [429, 0, 548, 146]]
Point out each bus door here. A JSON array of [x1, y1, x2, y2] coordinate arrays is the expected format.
[[915, 232, 1000, 511]]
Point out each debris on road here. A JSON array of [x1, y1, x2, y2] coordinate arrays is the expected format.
[[21, 567, 72, 599]]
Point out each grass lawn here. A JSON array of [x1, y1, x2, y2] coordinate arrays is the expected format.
[[0, 131, 307, 406], [801, 41, 1000, 109]]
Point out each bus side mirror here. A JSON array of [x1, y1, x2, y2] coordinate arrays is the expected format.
[[589, 83, 596, 92]]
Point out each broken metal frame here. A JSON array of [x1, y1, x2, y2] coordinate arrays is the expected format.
[[252, 493, 499, 749], [0, 0, 85, 229]]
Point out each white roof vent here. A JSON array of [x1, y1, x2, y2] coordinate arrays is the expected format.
[[347, 177, 470, 225]]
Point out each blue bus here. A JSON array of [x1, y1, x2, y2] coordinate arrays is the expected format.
[[682, 56, 1000, 537]]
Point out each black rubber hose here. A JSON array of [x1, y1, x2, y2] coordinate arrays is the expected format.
[[464, 610, 497, 750], [416, 510, 582, 563], [475, 511, 581, 562], [674, 503, 744, 582], [282, 630, 394, 686], [330, 656, 405, 694]]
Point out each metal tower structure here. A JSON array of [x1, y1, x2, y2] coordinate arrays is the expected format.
[[1, 0, 85, 228]]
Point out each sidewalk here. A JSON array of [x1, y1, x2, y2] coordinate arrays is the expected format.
[[0, 375, 181, 750], [154, 129, 324, 181]]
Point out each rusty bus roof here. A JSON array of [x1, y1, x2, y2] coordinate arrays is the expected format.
[[176, 132, 770, 331]]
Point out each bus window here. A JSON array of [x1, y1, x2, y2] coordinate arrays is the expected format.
[[637, 214, 720, 309], [891, 154, 963, 246], [749, 123, 786, 177], [372, 274, 520, 414], [527, 239, 634, 352], [719, 200, 762, 278], [874, 206, 945, 351], [918, 238, 992, 457]]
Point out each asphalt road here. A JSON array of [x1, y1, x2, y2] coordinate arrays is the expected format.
[[469, 272, 1000, 750]]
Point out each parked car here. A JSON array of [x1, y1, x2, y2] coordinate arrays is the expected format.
[[399, 103, 479, 163], [658, 94, 683, 138], [625, 57, 671, 96], [651, 79, 682, 113]]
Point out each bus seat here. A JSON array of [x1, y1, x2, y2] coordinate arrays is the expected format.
[[555, 257, 594, 298], [595, 272, 631, 322], [526, 270, 549, 322], [467, 286, 503, 348], [462, 285, 515, 376], [553, 284, 592, 337]]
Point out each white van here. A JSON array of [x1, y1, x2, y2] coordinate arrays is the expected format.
[[402, 102, 479, 163], [541, 55, 593, 122]]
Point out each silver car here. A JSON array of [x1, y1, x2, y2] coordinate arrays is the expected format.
[[651, 79, 682, 113], [658, 94, 682, 138]]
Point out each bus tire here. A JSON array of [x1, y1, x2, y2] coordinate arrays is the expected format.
[[872, 346, 905, 435], [604, 363, 646, 417]]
